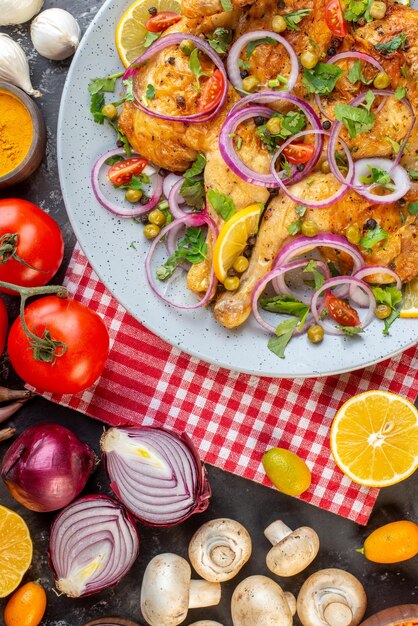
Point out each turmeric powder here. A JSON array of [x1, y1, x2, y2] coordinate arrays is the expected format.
[[0, 90, 33, 177]]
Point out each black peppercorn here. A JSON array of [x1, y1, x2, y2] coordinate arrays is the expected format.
[[176, 96, 186, 107], [243, 246, 253, 258], [331, 38, 341, 48], [248, 235, 257, 246], [116, 139, 124, 148], [140, 196, 150, 206], [327, 46, 336, 57], [277, 0, 285, 7], [357, 17, 366, 26], [322, 120, 331, 130], [227, 268, 238, 277], [167, 56, 175, 65], [148, 6, 157, 14], [296, 163, 305, 172], [254, 116, 266, 126], [240, 70, 249, 79], [364, 218, 377, 230], [397, 197, 406, 206]]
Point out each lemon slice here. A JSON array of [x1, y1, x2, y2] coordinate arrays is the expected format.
[[213, 204, 263, 283], [400, 276, 418, 318], [116, 0, 181, 67], [330, 390, 418, 488], [0, 506, 33, 598]]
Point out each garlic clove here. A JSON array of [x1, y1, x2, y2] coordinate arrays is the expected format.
[[0, 34, 40, 97], [0, 0, 44, 26], [31, 8, 81, 62]]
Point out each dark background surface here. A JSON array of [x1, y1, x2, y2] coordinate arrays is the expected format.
[[0, 1, 417, 625]]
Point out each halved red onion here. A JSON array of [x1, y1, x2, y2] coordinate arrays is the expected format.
[[101, 426, 211, 527], [350, 265, 402, 307], [124, 34, 228, 123], [271, 129, 352, 207], [352, 157, 411, 203], [220, 92, 323, 187], [145, 213, 218, 309], [272, 258, 330, 304], [227, 30, 299, 94], [273, 234, 365, 273], [92, 149, 163, 217], [49, 495, 139, 598], [311, 276, 376, 335]]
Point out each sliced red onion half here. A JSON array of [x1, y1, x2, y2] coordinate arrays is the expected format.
[[49, 495, 139, 598], [220, 92, 323, 187], [124, 34, 228, 123], [272, 259, 330, 304], [352, 157, 411, 204], [271, 129, 352, 207], [350, 265, 402, 307], [311, 276, 376, 335], [273, 234, 365, 273], [92, 149, 163, 217], [101, 426, 211, 526], [227, 30, 299, 94], [145, 213, 218, 309]]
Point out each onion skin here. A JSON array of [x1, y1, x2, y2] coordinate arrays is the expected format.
[[1, 423, 96, 512], [101, 426, 211, 527]]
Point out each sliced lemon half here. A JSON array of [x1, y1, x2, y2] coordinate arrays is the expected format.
[[116, 0, 181, 67], [0, 505, 33, 598], [213, 204, 263, 283], [400, 276, 418, 318]]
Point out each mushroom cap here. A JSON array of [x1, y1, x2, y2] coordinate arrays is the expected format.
[[141, 553, 191, 626], [297, 568, 367, 626], [188, 622, 224, 625], [266, 526, 320, 577], [231, 575, 293, 626], [188, 518, 252, 582]]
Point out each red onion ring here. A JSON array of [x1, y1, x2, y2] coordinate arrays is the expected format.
[[163, 173, 183, 199], [311, 276, 376, 335], [220, 92, 323, 187], [350, 265, 402, 307], [92, 149, 163, 217], [226, 30, 299, 94], [145, 213, 218, 309], [272, 259, 330, 304], [273, 234, 365, 272], [49, 495, 139, 598], [124, 34, 228, 123], [271, 129, 352, 207], [168, 177, 190, 219], [101, 426, 211, 527], [352, 157, 411, 203]]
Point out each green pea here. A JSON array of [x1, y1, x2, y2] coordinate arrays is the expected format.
[[224, 276, 240, 291], [272, 15, 287, 33], [148, 209, 166, 226], [101, 104, 118, 120], [373, 71, 391, 89], [266, 117, 282, 136], [242, 75, 259, 92], [375, 304, 392, 319], [300, 50, 319, 70], [308, 325, 324, 344], [301, 220, 319, 237], [180, 39, 195, 55], [370, 1, 387, 19], [321, 160, 331, 174], [125, 189, 142, 204], [233, 256, 249, 274], [346, 225, 361, 245], [144, 224, 160, 239]]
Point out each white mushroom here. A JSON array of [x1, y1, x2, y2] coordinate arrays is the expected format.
[[188, 622, 224, 625], [141, 553, 221, 626], [231, 575, 293, 626], [264, 520, 320, 577], [189, 518, 252, 582], [297, 568, 367, 626]]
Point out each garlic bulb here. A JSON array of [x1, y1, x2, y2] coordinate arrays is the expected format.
[[0, 0, 44, 26], [0, 34, 40, 97], [31, 8, 81, 61]]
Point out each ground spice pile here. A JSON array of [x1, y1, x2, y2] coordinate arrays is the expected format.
[[0, 90, 33, 177]]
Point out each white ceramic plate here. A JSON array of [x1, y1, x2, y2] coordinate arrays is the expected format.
[[58, 0, 418, 378]]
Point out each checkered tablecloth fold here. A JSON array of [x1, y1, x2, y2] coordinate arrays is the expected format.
[[39, 245, 418, 525]]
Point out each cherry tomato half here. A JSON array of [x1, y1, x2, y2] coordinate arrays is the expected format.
[[145, 11, 181, 32], [325, 292, 360, 327], [0, 298, 7, 355], [198, 70, 225, 114], [8, 296, 109, 394], [325, 0, 348, 37], [107, 157, 148, 187], [283, 142, 315, 165], [0, 199, 64, 295]]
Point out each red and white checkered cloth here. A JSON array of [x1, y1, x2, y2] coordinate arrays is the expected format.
[[40, 244, 418, 525]]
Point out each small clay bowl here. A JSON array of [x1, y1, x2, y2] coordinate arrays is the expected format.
[[0, 81, 46, 189], [84, 617, 139, 626], [359, 605, 418, 626]]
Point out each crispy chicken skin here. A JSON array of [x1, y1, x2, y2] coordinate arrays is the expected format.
[[118, 0, 418, 329]]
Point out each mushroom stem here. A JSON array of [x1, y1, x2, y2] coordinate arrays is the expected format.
[[189, 580, 221, 609], [264, 520, 293, 545], [285, 591, 297, 616], [322, 596, 353, 626]]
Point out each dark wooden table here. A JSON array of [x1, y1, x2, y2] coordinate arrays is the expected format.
[[0, 1, 417, 624]]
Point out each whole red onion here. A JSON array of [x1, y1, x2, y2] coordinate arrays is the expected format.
[[1, 423, 96, 512]]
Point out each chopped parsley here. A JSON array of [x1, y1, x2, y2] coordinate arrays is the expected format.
[[394, 85, 407, 100], [268, 318, 299, 359], [207, 189, 235, 221], [246, 37, 277, 58], [88, 73, 124, 95], [374, 33, 407, 54], [261, 294, 309, 321], [407, 201, 418, 215], [385, 137, 401, 154], [359, 223, 389, 253], [189, 48, 210, 91], [287, 219, 302, 235], [90, 92, 106, 124], [302, 63, 344, 96], [105, 154, 124, 166], [118, 173, 149, 191], [344, 0, 373, 22], [268, 74, 288, 89], [206, 28, 233, 54], [122, 78, 135, 102], [359, 166, 394, 190], [145, 84, 156, 100], [144, 31, 161, 48], [282, 8, 311, 31], [334, 90, 375, 138], [220, 0, 233, 11], [180, 153, 207, 210], [257, 111, 307, 153], [337, 325, 364, 335], [407, 168, 418, 181], [303, 259, 325, 290], [372, 286, 402, 335], [347, 60, 373, 85], [157, 227, 207, 280]]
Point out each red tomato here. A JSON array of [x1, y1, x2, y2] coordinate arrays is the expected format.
[[145, 12, 181, 32], [0, 298, 7, 355], [8, 296, 109, 394], [283, 142, 315, 165], [107, 157, 148, 187], [325, 0, 348, 37], [0, 199, 64, 295], [198, 70, 225, 114], [325, 292, 360, 327]]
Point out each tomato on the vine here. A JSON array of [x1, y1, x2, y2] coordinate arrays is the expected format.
[[198, 70, 225, 114], [0, 298, 7, 355], [107, 157, 148, 187], [145, 12, 181, 32], [8, 296, 109, 394], [325, 292, 360, 327], [283, 142, 315, 165], [0, 199, 64, 295], [324, 0, 348, 37]]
